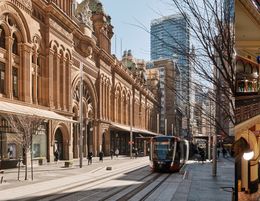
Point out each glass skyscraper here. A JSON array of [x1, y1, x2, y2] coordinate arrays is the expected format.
[[150, 14, 190, 97], [150, 14, 190, 136]]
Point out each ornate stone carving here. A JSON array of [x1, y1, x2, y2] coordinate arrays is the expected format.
[[18, 0, 32, 10], [76, 0, 93, 29], [49, 18, 72, 40]]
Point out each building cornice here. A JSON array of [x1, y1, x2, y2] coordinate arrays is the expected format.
[[239, 0, 260, 26]]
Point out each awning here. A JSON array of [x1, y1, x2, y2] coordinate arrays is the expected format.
[[0, 101, 76, 123], [110, 123, 159, 136], [110, 123, 131, 131]]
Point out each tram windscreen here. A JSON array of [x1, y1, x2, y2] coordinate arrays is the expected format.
[[153, 138, 174, 160]]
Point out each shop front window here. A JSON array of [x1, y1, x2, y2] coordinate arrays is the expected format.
[[7, 143, 16, 159], [32, 123, 47, 158]]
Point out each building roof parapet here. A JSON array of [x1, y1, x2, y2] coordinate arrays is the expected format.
[[151, 13, 186, 26]]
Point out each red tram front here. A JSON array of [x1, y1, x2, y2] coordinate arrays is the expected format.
[[150, 136, 189, 172]]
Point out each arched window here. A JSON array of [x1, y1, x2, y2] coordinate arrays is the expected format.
[[245, 63, 252, 74], [12, 34, 18, 55], [12, 67, 18, 98], [236, 60, 244, 73], [0, 27, 5, 49], [0, 62, 5, 94]]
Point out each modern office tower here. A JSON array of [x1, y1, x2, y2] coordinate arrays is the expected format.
[[150, 14, 190, 136]]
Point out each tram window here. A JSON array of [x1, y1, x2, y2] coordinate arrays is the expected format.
[[153, 141, 174, 160]]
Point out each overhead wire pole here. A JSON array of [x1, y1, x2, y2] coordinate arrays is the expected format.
[[157, 113, 159, 134], [79, 62, 83, 168]]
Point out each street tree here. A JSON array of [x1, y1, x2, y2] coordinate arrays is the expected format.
[[136, 0, 235, 176], [3, 114, 44, 180]]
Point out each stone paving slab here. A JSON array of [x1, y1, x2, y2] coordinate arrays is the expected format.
[[176, 157, 234, 201], [0, 156, 234, 201]]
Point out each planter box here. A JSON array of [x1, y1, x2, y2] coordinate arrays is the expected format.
[[64, 161, 73, 167], [0, 160, 18, 169], [38, 158, 44, 165]]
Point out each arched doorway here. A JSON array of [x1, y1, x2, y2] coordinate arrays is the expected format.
[[54, 128, 64, 160]]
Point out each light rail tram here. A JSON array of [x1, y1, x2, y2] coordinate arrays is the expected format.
[[149, 136, 189, 172]]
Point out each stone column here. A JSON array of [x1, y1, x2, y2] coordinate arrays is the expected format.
[[68, 60, 72, 112], [6, 37, 13, 99], [59, 56, 64, 109], [100, 80, 105, 119], [21, 43, 32, 103], [62, 57, 66, 110], [107, 85, 110, 120], [56, 53, 60, 109], [47, 49, 54, 108]]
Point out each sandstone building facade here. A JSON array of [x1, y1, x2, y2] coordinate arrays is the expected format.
[[0, 0, 159, 163]]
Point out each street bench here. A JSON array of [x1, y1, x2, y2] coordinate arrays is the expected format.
[[0, 170, 4, 184]]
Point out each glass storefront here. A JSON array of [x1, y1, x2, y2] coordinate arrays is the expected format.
[[236, 56, 259, 94]]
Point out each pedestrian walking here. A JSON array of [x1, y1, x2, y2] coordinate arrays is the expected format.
[[54, 149, 59, 162], [199, 148, 205, 164], [135, 148, 138, 158], [222, 148, 227, 158], [110, 149, 114, 159], [87, 151, 93, 165], [217, 148, 220, 158], [115, 148, 119, 158], [99, 151, 104, 162]]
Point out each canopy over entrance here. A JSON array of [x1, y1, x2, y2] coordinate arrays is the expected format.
[[110, 123, 159, 136], [0, 101, 76, 123]]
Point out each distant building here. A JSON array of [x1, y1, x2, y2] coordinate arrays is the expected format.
[[146, 59, 182, 136], [150, 14, 190, 137]]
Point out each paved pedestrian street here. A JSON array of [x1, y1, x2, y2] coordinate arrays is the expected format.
[[0, 156, 233, 201]]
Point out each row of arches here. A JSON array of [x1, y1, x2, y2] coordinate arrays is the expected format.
[[0, 12, 38, 102], [99, 74, 154, 130]]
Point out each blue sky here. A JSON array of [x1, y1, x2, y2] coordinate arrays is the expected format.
[[101, 0, 176, 61], [76, 0, 176, 61]]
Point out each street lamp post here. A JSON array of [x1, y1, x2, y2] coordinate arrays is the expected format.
[[130, 100, 133, 159], [157, 113, 159, 134], [165, 118, 167, 135], [79, 62, 83, 168]]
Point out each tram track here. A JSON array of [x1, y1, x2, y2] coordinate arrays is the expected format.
[[138, 173, 171, 201], [99, 172, 157, 201], [22, 161, 148, 201], [115, 173, 171, 201]]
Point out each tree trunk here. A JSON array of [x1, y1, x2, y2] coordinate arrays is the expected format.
[[24, 150, 28, 180]]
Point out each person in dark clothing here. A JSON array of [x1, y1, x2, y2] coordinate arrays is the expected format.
[[87, 152, 93, 165], [99, 151, 104, 162], [110, 149, 114, 159], [217, 148, 220, 158], [199, 149, 205, 164], [222, 148, 227, 158], [54, 149, 59, 162]]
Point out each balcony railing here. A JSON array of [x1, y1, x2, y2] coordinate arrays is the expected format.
[[235, 97, 260, 124]]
